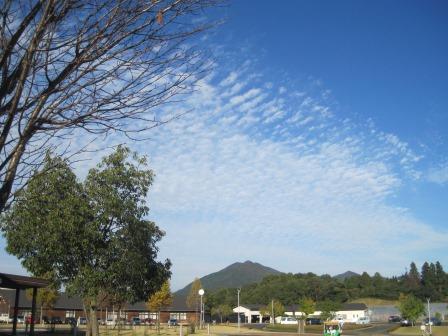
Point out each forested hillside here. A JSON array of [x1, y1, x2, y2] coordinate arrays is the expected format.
[[206, 261, 447, 309], [176, 261, 281, 297]]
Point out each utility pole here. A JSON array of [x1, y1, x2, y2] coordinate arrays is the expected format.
[[237, 288, 241, 333], [199, 289, 204, 330], [271, 299, 274, 325], [427, 298, 432, 335]]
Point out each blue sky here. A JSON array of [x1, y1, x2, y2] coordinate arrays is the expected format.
[[1, 1, 447, 291]]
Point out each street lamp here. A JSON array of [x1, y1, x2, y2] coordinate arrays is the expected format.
[[198, 289, 204, 330], [237, 288, 241, 333], [427, 298, 432, 335]]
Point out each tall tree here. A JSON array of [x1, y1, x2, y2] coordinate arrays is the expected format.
[[434, 261, 447, 298], [397, 294, 424, 326], [211, 304, 233, 324], [0, 0, 219, 213], [317, 300, 341, 322], [260, 300, 285, 324], [147, 282, 173, 334], [421, 262, 437, 299], [300, 297, 316, 319], [404, 262, 421, 295], [1, 147, 170, 336], [186, 278, 203, 324]]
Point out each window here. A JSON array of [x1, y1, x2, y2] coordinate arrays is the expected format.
[[66, 311, 76, 318], [169, 313, 186, 320]]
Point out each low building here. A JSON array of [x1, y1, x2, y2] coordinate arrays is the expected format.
[[233, 302, 368, 324], [0, 289, 203, 324]]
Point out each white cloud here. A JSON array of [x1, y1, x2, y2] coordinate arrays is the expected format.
[[8, 55, 444, 291], [126, 62, 446, 289], [427, 163, 448, 185]]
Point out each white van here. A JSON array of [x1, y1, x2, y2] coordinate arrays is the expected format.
[[356, 316, 370, 325], [280, 317, 298, 325]]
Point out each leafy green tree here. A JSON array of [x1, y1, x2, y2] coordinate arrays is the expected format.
[[318, 300, 341, 321], [211, 304, 233, 323], [397, 294, 424, 326], [300, 297, 316, 319], [1, 147, 170, 336], [147, 282, 173, 334], [260, 300, 284, 324]]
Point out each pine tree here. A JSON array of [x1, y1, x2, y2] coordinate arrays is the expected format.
[[434, 262, 446, 299], [405, 262, 421, 295], [421, 262, 439, 300]]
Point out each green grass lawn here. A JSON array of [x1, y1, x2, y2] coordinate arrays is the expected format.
[[391, 326, 448, 336]]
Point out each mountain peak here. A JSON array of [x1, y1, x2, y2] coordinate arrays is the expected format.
[[175, 261, 281, 296], [334, 270, 360, 281]]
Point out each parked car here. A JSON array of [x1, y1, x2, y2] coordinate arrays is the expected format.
[[0, 313, 12, 324], [356, 317, 370, 325], [25, 316, 38, 324], [167, 319, 178, 326], [424, 317, 442, 326], [388, 316, 401, 323], [400, 318, 413, 327], [42, 316, 50, 324], [306, 318, 322, 325], [280, 317, 298, 325], [142, 318, 155, 326], [17, 316, 25, 324], [78, 317, 87, 325], [51, 317, 63, 324], [65, 317, 77, 325], [0, 313, 13, 323], [106, 318, 115, 326], [131, 317, 141, 326], [117, 317, 130, 325]]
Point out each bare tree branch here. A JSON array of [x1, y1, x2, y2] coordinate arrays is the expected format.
[[0, 0, 221, 211]]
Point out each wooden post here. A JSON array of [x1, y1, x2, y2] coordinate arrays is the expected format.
[[30, 287, 37, 336], [12, 289, 20, 336]]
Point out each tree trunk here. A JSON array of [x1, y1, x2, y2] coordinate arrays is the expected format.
[[90, 304, 99, 336], [86, 299, 99, 336], [157, 311, 160, 335]]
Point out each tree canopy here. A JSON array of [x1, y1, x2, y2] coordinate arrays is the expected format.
[[1, 146, 170, 336], [398, 294, 424, 326]]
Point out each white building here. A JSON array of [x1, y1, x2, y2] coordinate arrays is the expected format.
[[232, 304, 264, 323], [233, 303, 368, 324]]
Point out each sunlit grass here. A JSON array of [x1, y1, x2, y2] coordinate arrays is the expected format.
[[390, 326, 448, 336]]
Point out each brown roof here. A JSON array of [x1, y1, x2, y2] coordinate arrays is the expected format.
[[0, 273, 49, 290], [0, 289, 197, 313]]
